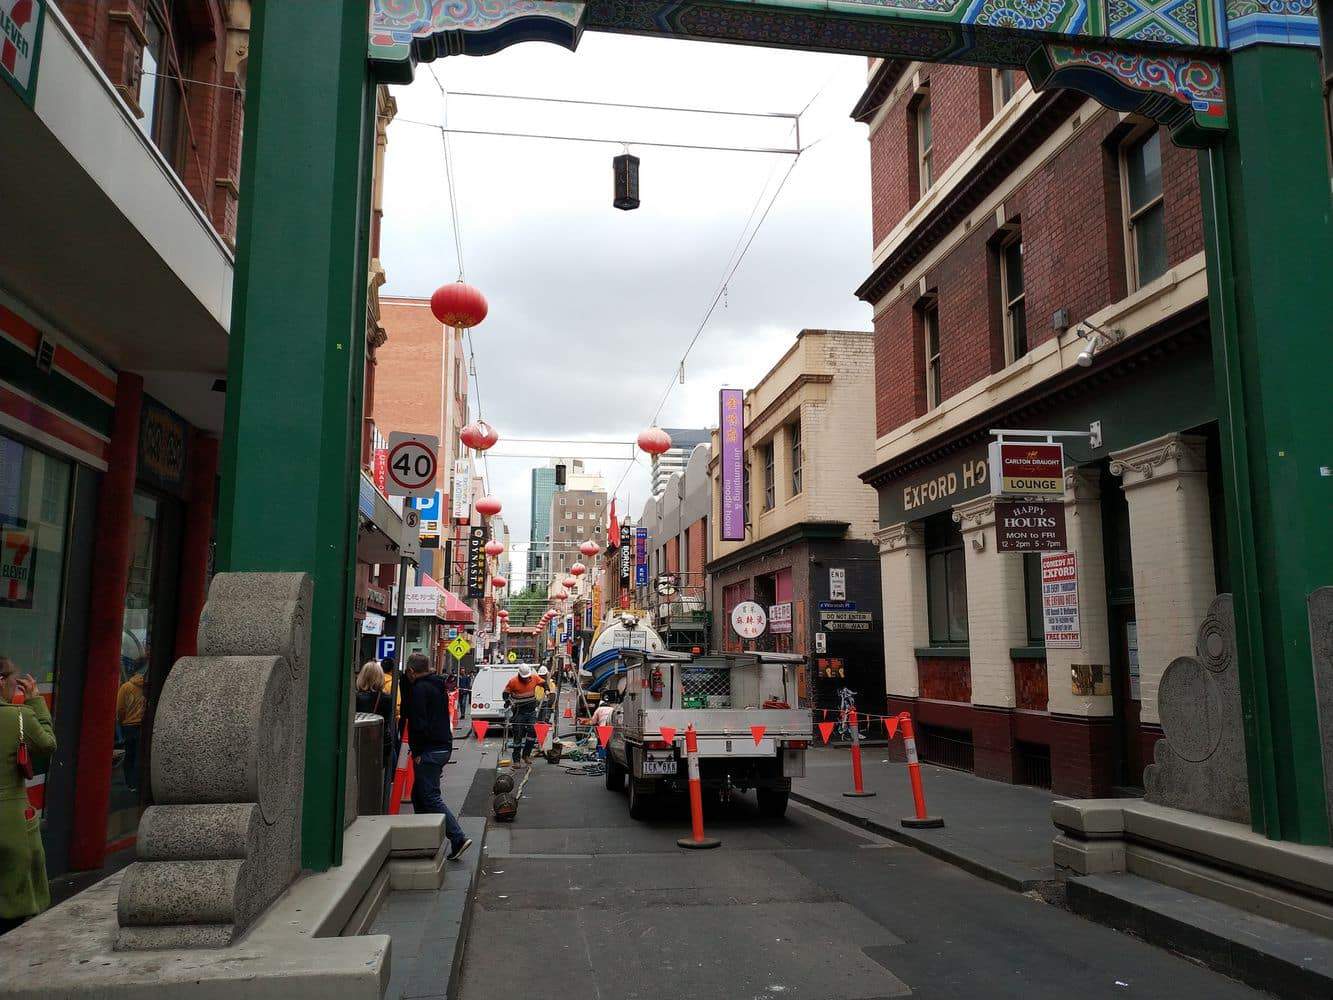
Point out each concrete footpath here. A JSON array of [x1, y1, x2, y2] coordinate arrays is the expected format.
[[792, 746, 1058, 890], [371, 731, 496, 1000]]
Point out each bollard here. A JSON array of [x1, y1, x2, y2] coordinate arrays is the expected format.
[[897, 713, 944, 828], [842, 710, 876, 798], [677, 725, 721, 850]]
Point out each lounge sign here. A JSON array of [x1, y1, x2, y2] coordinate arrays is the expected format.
[[991, 441, 1064, 498], [995, 500, 1067, 552]]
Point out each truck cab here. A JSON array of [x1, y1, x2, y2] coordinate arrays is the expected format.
[[605, 649, 812, 819]]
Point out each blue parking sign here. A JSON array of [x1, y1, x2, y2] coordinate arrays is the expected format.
[[413, 490, 443, 521], [376, 636, 397, 661]]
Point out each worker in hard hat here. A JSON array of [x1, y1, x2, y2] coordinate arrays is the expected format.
[[535, 665, 554, 726], [503, 664, 541, 763]]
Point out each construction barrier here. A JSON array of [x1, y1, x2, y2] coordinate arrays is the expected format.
[[892, 713, 944, 829], [389, 721, 413, 815], [842, 710, 875, 798], [676, 725, 720, 850]]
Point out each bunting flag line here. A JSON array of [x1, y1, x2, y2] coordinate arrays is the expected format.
[[564, 707, 573, 719], [885, 715, 900, 740], [596, 725, 614, 748], [817, 721, 835, 744], [750, 725, 766, 746], [534, 722, 552, 748], [659, 726, 677, 744], [472, 720, 489, 742]]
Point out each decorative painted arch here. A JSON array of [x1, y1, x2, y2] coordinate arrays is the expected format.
[[369, 0, 1318, 148]]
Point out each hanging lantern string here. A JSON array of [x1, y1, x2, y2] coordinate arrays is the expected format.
[[428, 66, 467, 282]]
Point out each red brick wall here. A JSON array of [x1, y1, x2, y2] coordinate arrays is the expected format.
[[926, 66, 989, 186], [869, 103, 912, 247], [57, 0, 243, 244], [917, 657, 971, 702], [1012, 659, 1049, 711], [871, 109, 1204, 439]]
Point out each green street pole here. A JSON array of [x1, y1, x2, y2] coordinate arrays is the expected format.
[[1200, 43, 1333, 845], [217, 0, 375, 870]]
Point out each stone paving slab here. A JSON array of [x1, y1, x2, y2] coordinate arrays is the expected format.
[[793, 747, 1058, 890]]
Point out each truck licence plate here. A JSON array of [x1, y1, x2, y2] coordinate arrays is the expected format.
[[642, 758, 677, 775]]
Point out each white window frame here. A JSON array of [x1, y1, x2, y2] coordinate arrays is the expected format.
[[916, 89, 934, 196], [998, 228, 1027, 365], [923, 299, 942, 410], [991, 69, 1018, 113], [1119, 124, 1167, 292]]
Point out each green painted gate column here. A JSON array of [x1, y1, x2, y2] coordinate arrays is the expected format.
[[1200, 43, 1333, 845], [217, 0, 375, 870]]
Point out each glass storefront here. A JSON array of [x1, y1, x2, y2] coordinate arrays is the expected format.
[[106, 492, 161, 852], [0, 434, 73, 700]]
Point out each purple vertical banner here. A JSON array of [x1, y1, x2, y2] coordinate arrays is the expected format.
[[719, 388, 745, 540], [634, 527, 648, 586]]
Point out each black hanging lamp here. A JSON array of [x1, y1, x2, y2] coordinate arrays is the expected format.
[[613, 148, 640, 211]]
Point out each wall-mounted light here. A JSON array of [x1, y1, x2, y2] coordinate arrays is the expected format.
[[1075, 320, 1125, 368]]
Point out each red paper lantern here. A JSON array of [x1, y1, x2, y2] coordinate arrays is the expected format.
[[475, 495, 502, 517], [484, 540, 504, 557], [562, 576, 578, 589], [460, 420, 500, 452], [570, 562, 586, 576], [636, 426, 672, 455], [430, 281, 488, 329], [556, 590, 569, 601], [491, 575, 508, 589], [580, 540, 601, 557]]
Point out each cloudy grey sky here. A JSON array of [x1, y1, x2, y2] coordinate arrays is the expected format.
[[380, 31, 872, 586]]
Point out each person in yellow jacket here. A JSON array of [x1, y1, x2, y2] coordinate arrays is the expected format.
[[1, 656, 57, 934], [115, 666, 147, 792]]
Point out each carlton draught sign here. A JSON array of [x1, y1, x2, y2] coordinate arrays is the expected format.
[[990, 441, 1064, 498]]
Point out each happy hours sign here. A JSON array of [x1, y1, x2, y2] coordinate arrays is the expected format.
[[995, 500, 1067, 552]]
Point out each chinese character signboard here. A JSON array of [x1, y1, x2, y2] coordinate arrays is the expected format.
[[991, 441, 1064, 498], [719, 388, 745, 540], [1041, 552, 1081, 648], [465, 525, 487, 599], [1, 0, 45, 107], [620, 524, 632, 583], [730, 600, 767, 639], [769, 602, 792, 634], [995, 500, 1067, 552], [634, 527, 648, 586]]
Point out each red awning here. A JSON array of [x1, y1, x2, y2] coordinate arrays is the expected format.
[[440, 587, 476, 624]]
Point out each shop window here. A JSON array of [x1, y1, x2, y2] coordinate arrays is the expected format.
[[999, 229, 1028, 363], [789, 421, 802, 496], [925, 513, 968, 644], [993, 68, 1019, 111], [921, 298, 942, 410], [914, 88, 934, 196], [762, 442, 775, 510], [1121, 128, 1167, 289], [0, 435, 73, 703], [1023, 552, 1045, 645]]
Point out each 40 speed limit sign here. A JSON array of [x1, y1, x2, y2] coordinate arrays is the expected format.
[[385, 432, 439, 500]]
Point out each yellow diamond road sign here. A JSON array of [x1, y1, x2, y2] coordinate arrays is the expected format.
[[507, 650, 517, 663], [448, 637, 471, 661]]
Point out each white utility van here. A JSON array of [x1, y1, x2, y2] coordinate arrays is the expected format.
[[468, 663, 520, 730]]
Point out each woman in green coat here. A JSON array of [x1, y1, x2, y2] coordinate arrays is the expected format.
[[0, 656, 57, 934]]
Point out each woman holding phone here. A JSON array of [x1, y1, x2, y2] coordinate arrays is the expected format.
[[0, 656, 57, 934]]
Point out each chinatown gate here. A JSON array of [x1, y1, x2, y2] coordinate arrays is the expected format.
[[223, 1, 1333, 873]]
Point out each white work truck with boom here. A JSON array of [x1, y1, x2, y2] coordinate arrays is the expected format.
[[605, 649, 812, 819]]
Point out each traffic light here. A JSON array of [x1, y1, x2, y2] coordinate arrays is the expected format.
[[555, 463, 566, 486]]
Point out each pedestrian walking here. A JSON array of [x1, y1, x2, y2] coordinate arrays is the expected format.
[[402, 652, 472, 861], [458, 666, 473, 725], [503, 664, 541, 762], [1, 656, 57, 935], [114, 661, 147, 793], [355, 660, 396, 807]]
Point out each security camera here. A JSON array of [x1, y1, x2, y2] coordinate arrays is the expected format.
[[1076, 333, 1100, 367]]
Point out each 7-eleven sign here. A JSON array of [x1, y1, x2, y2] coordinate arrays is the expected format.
[[1, 526, 36, 608], [1, 0, 45, 107]]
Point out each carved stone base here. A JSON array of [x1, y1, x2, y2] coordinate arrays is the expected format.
[[114, 573, 311, 950]]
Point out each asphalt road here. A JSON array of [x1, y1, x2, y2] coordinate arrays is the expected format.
[[455, 761, 1268, 1000]]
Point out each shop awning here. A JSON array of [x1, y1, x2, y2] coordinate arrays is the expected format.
[[440, 587, 476, 625]]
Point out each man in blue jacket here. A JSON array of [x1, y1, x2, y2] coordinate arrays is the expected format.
[[404, 652, 472, 861]]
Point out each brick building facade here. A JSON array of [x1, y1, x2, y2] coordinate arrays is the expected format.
[[706, 329, 886, 719], [857, 61, 1227, 796]]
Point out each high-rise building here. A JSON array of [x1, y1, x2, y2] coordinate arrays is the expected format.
[[547, 486, 608, 595], [652, 428, 711, 496], [527, 458, 581, 586]]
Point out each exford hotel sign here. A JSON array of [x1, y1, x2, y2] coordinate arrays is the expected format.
[[1, 0, 44, 107], [881, 444, 990, 523]]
